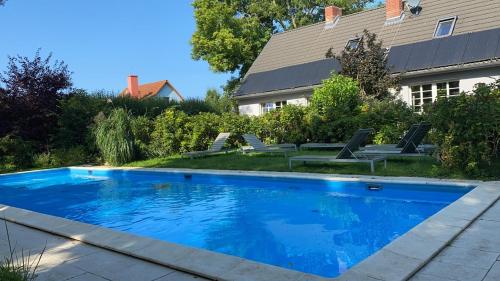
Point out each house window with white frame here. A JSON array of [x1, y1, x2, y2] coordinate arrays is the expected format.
[[261, 100, 287, 114], [411, 81, 460, 112], [411, 84, 432, 112], [437, 81, 460, 98]]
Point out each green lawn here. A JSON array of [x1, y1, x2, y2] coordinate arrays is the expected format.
[[124, 150, 485, 179]]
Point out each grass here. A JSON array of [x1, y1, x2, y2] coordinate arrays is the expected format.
[[124, 150, 490, 180]]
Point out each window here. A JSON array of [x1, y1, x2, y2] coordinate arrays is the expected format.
[[434, 17, 457, 38], [410, 81, 461, 112], [411, 84, 432, 112], [345, 38, 361, 51], [437, 81, 460, 98], [261, 100, 287, 114]]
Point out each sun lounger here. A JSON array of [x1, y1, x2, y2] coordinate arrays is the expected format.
[[289, 129, 386, 173], [299, 143, 345, 150], [358, 122, 434, 157], [242, 134, 296, 157], [183, 133, 231, 159], [363, 122, 435, 153]]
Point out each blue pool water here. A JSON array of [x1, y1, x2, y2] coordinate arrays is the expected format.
[[0, 168, 472, 277]]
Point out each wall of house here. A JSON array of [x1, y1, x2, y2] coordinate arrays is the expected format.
[[237, 90, 312, 116], [398, 66, 500, 106], [156, 86, 182, 102]]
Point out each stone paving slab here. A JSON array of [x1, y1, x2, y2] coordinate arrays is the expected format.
[[410, 199, 500, 281], [0, 220, 209, 281]]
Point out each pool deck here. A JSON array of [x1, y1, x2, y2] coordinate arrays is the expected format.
[[1, 167, 499, 281]]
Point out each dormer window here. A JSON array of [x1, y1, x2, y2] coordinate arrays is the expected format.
[[434, 17, 457, 38], [345, 38, 361, 51]]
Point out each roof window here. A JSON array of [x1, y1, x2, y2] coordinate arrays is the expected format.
[[345, 38, 361, 51], [434, 17, 457, 38]]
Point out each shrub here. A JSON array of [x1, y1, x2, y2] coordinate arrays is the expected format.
[[55, 89, 107, 149], [425, 81, 500, 176], [149, 109, 190, 156], [219, 113, 254, 147], [33, 146, 88, 168], [255, 105, 308, 144], [111, 95, 174, 117], [177, 98, 217, 115], [360, 99, 418, 144], [0, 135, 33, 170], [308, 75, 362, 142], [93, 108, 135, 165], [185, 112, 222, 151], [130, 115, 154, 159]]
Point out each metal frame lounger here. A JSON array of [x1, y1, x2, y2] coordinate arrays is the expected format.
[[299, 143, 345, 150], [289, 129, 387, 173], [357, 122, 434, 157], [242, 134, 296, 157], [183, 132, 231, 159], [363, 122, 435, 153]]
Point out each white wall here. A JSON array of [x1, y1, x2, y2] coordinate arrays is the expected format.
[[157, 85, 182, 102], [398, 67, 500, 106], [237, 90, 312, 116]]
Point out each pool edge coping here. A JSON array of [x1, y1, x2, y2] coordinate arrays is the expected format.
[[0, 167, 498, 281]]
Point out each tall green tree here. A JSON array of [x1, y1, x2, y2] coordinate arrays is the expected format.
[[191, 0, 374, 77]]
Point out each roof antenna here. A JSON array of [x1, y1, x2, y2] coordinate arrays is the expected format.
[[405, 0, 422, 16]]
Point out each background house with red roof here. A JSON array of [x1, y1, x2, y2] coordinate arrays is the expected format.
[[120, 75, 184, 101]]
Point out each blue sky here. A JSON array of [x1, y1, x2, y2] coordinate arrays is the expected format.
[[0, 0, 232, 98]]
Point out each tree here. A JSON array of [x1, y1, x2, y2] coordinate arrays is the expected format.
[[330, 30, 400, 100], [0, 51, 72, 147], [191, 0, 374, 77], [204, 88, 235, 113], [0, 0, 6, 6]]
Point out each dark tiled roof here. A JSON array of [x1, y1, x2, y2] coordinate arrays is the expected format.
[[235, 59, 341, 96], [246, 0, 500, 75], [237, 27, 500, 96]]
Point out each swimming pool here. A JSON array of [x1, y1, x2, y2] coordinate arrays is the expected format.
[[0, 168, 473, 278]]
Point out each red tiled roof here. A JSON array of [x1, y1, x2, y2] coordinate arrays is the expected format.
[[120, 80, 184, 101]]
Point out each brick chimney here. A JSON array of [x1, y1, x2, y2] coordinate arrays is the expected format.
[[325, 6, 342, 22], [127, 75, 139, 97], [386, 0, 403, 20]]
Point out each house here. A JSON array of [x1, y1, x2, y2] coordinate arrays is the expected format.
[[235, 0, 500, 115], [120, 75, 184, 101]]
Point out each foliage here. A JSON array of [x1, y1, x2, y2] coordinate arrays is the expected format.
[[0, 135, 33, 170], [33, 146, 88, 168], [93, 108, 135, 165], [332, 30, 400, 100], [425, 81, 500, 176], [219, 113, 255, 146], [185, 112, 222, 151], [0, 221, 45, 281], [149, 109, 190, 156], [55, 89, 107, 149], [130, 115, 154, 159], [308, 74, 362, 142], [177, 98, 219, 115], [204, 88, 235, 113], [111, 95, 174, 117], [191, 0, 374, 76], [359, 99, 418, 144], [0, 51, 72, 147], [255, 105, 308, 144]]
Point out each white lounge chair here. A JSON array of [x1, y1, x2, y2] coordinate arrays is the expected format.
[[183, 133, 231, 159], [242, 134, 296, 157]]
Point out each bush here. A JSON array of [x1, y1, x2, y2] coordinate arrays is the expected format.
[[93, 108, 135, 165], [0, 135, 33, 170], [177, 98, 218, 115], [111, 95, 174, 117], [308, 75, 362, 142], [255, 105, 308, 144], [149, 109, 190, 156], [130, 115, 154, 159], [33, 146, 88, 168], [219, 113, 254, 147], [55, 90, 107, 149], [359, 99, 418, 144], [185, 112, 222, 151], [425, 81, 500, 176]]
